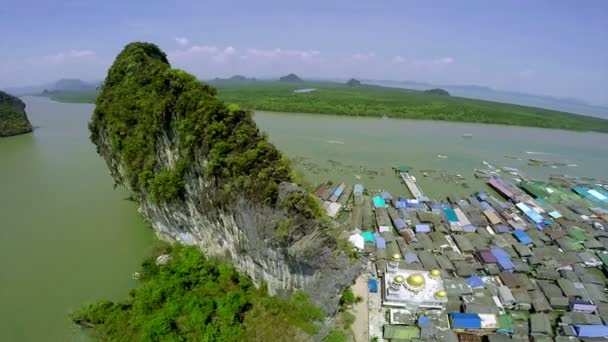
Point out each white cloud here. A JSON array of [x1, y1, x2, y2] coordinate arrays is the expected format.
[[392, 55, 405, 64], [349, 52, 376, 63], [243, 48, 321, 62], [412, 56, 454, 71], [174, 37, 189, 46], [169, 45, 238, 64], [39, 49, 96, 64]]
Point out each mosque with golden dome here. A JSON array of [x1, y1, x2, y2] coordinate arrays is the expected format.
[[382, 259, 448, 310]]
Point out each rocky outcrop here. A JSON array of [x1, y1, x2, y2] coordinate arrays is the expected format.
[[0, 90, 32, 137], [280, 73, 303, 82], [90, 42, 361, 314], [346, 78, 361, 86], [424, 88, 450, 96]]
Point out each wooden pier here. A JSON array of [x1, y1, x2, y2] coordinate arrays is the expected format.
[[400, 172, 424, 199]]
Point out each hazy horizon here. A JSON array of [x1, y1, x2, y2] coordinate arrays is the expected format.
[[1, 0, 607, 105]]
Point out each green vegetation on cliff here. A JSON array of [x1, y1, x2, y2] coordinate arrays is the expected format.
[[0, 91, 33, 137], [72, 244, 324, 341], [89, 42, 314, 209], [48, 80, 608, 133]]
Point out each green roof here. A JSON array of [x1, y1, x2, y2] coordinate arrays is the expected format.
[[497, 314, 513, 331], [383, 325, 420, 339], [568, 227, 587, 242]]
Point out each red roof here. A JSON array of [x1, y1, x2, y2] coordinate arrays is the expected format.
[[478, 249, 497, 263]]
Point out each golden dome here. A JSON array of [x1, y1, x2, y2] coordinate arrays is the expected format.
[[407, 273, 426, 287], [435, 290, 448, 299], [393, 275, 405, 284], [430, 269, 441, 277], [391, 253, 401, 261]]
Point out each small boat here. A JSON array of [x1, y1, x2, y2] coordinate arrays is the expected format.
[[437, 155, 448, 159], [462, 134, 473, 138]]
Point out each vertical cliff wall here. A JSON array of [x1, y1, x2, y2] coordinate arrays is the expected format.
[[89, 42, 361, 313]]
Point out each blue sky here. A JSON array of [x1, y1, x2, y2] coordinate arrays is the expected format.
[[1, 0, 607, 104]]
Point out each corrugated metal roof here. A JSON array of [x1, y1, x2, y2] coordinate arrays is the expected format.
[[512, 230, 533, 245], [491, 248, 515, 271], [574, 324, 608, 338], [449, 313, 481, 329]]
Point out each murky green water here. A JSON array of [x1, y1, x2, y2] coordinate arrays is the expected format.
[[254, 111, 608, 199], [0, 97, 154, 341]]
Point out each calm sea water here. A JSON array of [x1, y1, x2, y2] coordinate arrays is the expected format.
[[0, 97, 154, 341], [254, 111, 608, 198]]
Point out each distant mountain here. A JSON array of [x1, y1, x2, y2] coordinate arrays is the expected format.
[[51, 79, 97, 92], [212, 75, 257, 83], [424, 88, 450, 96], [279, 73, 303, 82], [364, 79, 608, 119], [2, 79, 100, 96], [346, 78, 361, 86]]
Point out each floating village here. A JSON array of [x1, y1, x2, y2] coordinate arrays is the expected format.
[[313, 166, 608, 341]]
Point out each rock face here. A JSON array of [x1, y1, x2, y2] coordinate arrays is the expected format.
[[90, 42, 361, 314], [0, 90, 33, 137], [279, 73, 303, 82], [424, 88, 450, 96]]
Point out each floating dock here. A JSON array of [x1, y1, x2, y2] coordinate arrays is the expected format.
[[400, 172, 425, 200]]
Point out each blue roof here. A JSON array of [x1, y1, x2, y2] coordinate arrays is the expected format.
[[373, 196, 386, 208], [368, 278, 378, 293], [443, 208, 459, 222], [375, 236, 386, 249], [394, 200, 407, 208], [354, 184, 364, 194], [466, 276, 484, 288], [463, 225, 476, 232], [480, 201, 495, 212], [415, 224, 431, 233], [380, 191, 393, 200], [512, 230, 533, 245], [418, 316, 430, 326], [574, 325, 608, 338], [450, 313, 482, 329], [478, 193, 488, 201], [491, 248, 515, 271]]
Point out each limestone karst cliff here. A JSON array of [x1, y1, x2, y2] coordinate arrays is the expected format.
[[0, 90, 33, 137], [89, 42, 361, 314]]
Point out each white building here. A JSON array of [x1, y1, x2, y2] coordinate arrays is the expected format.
[[383, 255, 448, 310]]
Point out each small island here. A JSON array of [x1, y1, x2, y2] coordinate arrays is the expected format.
[[279, 73, 303, 82], [0, 90, 33, 137], [424, 88, 450, 96], [346, 78, 361, 86]]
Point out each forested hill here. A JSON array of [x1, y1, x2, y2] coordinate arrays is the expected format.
[[0, 91, 33, 137]]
